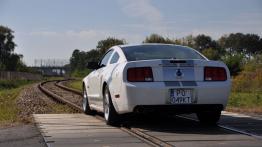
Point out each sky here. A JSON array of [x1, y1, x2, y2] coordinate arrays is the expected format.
[[0, 0, 262, 65]]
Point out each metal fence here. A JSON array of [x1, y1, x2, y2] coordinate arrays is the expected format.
[[0, 71, 42, 80]]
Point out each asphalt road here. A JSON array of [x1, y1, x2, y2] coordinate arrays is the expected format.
[[0, 124, 46, 147], [220, 111, 262, 137]]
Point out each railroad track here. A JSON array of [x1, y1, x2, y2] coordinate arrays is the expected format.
[[39, 80, 174, 146], [38, 80, 82, 112], [38, 80, 262, 147]]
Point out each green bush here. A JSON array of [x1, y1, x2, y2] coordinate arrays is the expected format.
[[221, 53, 245, 76]]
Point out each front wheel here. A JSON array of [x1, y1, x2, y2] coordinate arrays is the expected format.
[[196, 110, 221, 125], [82, 85, 94, 115], [103, 86, 119, 126]]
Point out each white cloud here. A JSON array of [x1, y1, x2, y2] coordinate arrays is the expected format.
[[119, 0, 162, 23], [118, 0, 166, 33], [65, 30, 106, 39], [29, 31, 59, 36]]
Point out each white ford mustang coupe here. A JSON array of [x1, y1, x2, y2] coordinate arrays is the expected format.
[[82, 44, 231, 125]]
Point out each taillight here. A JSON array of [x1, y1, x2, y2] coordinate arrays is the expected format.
[[127, 67, 154, 82], [204, 67, 227, 81]]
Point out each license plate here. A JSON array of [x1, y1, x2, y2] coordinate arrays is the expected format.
[[170, 89, 192, 104]]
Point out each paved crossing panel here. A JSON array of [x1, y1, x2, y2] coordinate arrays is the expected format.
[[34, 114, 149, 147]]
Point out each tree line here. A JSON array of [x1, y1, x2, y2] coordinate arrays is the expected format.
[[70, 37, 126, 71], [0, 25, 28, 72], [70, 33, 262, 76]]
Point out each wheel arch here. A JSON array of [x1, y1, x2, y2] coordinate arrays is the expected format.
[[102, 82, 108, 96], [82, 82, 85, 90], [102, 81, 119, 113]]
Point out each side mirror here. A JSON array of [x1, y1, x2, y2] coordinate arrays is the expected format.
[[86, 62, 99, 69]]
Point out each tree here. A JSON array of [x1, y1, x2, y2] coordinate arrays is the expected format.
[[97, 37, 126, 55], [70, 49, 89, 70], [70, 37, 125, 73], [218, 33, 262, 56], [70, 49, 80, 71], [243, 34, 261, 55], [221, 53, 245, 76], [143, 34, 174, 44], [202, 48, 220, 60], [184, 35, 195, 48], [194, 34, 217, 52], [0, 25, 26, 71], [85, 49, 100, 62], [0, 26, 16, 70]]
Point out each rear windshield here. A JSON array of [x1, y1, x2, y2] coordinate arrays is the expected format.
[[121, 45, 205, 61]]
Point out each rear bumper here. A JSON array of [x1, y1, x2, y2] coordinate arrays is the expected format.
[[133, 104, 223, 114], [113, 81, 231, 114]]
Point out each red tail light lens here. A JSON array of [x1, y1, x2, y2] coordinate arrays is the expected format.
[[127, 67, 154, 82], [204, 67, 227, 81]]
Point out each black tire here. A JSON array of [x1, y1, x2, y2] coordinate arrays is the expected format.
[[196, 110, 221, 125], [82, 85, 94, 115], [103, 85, 119, 126]]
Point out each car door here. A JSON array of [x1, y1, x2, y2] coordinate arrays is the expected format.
[[90, 50, 114, 108], [107, 51, 122, 98]]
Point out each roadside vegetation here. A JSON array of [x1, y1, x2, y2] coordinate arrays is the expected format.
[[68, 33, 262, 114], [0, 80, 34, 90], [0, 79, 77, 126], [0, 80, 34, 126], [70, 69, 91, 78], [227, 54, 262, 113]]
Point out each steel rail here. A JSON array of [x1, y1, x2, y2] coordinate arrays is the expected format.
[[38, 80, 82, 112], [55, 80, 82, 95]]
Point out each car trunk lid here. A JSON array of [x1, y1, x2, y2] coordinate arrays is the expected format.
[[126, 59, 207, 82]]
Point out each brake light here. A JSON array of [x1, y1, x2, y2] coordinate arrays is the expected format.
[[204, 67, 227, 81], [127, 67, 154, 82]]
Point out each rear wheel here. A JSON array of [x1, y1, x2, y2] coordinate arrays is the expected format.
[[82, 85, 94, 115], [196, 110, 221, 125], [103, 85, 119, 126]]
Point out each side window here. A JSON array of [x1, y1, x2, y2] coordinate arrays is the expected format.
[[100, 50, 113, 67], [110, 52, 120, 64]]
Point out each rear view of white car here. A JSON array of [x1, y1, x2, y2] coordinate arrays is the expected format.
[[82, 44, 231, 125]]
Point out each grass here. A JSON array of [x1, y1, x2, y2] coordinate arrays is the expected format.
[[0, 80, 35, 126], [0, 80, 34, 90], [44, 76, 65, 81], [227, 92, 262, 114], [66, 80, 82, 91], [0, 88, 21, 125], [70, 69, 91, 78]]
